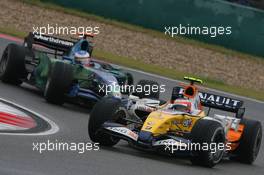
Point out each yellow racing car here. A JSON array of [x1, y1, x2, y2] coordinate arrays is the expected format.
[[88, 77, 262, 167]]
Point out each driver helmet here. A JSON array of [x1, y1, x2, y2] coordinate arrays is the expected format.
[[171, 99, 192, 113], [74, 50, 91, 65]]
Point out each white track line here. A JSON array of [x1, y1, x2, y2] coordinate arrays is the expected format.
[[0, 98, 59, 136]]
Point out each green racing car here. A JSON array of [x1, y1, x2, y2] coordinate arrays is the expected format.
[[0, 32, 133, 106]]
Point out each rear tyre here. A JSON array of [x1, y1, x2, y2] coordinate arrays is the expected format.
[[0, 43, 26, 85], [133, 79, 160, 99], [44, 62, 73, 105], [190, 119, 225, 168], [230, 118, 262, 164], [126, 72, 134, 85], [88, 97, 125, 146]]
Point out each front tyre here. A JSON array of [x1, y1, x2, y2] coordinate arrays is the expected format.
[[88, 97, 125, 146]]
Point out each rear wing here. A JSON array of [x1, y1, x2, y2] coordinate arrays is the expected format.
[[171, 86, 245, 118], [199, 91, 244, 112], [24, 32, 75, 52]]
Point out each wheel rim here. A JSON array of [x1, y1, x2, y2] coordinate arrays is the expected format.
[[114, 109, 127, 125], [211, 146, 223, 162], [44, 78, 51, 97], [210, 129, 225, 163], [0, 50, 8, 76]]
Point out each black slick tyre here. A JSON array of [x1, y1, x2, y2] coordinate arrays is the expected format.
[[44, 62, 73, 105], [88, 97, 125, 146], [230, 118, 262, 164], [0, 43, 26, 85]]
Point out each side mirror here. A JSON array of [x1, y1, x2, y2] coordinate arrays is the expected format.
[[236, 108, 245, 119]]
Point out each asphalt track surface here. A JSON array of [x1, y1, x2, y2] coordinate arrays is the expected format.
[[0, 35, 263, 175]]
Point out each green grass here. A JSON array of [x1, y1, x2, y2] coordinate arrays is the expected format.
[[0, 27, 26, 38]]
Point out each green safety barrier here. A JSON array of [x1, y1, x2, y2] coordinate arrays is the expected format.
[[41, 0, 264, 58]]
